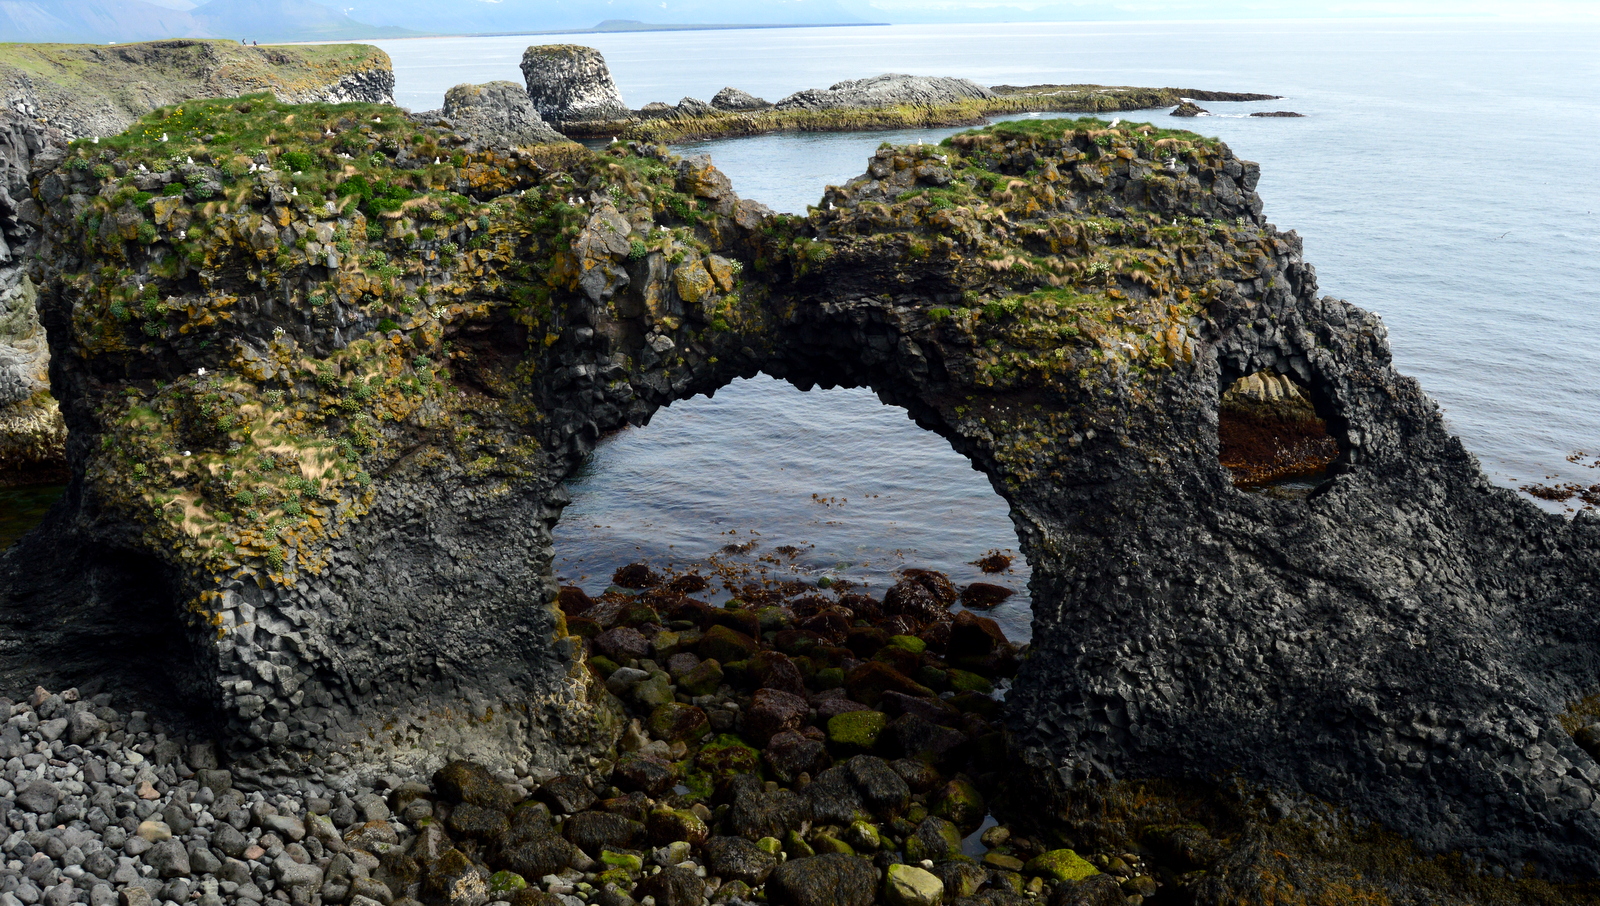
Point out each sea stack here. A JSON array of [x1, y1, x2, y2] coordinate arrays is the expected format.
[[520, 44, 631, 130]]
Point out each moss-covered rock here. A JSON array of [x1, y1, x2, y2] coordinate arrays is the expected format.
[[1024, 849, 1099, 882], [929, 779, 985, 832], [827, 710, 887, 751], [647, 702, 709, 743]]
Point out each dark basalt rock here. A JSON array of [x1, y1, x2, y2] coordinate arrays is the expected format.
[[1170, 101, 1209, 117], [767, 853, 879, 906], [5, 98, 1600, 879], [703, 835, 778, 885], [520, 44, 632, 133], [1250, 110, 1306, 117]]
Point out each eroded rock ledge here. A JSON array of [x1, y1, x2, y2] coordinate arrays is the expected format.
[[4, 95, 1600, 886]]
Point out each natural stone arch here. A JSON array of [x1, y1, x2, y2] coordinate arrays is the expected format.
[[4, 94, 1600, 876]]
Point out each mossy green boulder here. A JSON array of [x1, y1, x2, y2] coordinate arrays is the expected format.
[[600, 850, 644, 876], [885, 863, 945, 906], [888, 634, 927, 655], [946, 669, 993, 694], [904, 816, 964, 863], [489, 870, 529, 893], [647, 702, 709, 743], [828, 710, 887, 750], [1025, 849, 1099, 882], [678, 658, 724, 696], [930, 779, 985, 831], [695, 734, 761, 787]]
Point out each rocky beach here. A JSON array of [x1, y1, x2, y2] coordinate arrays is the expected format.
[[0, 36, 1598, 906]]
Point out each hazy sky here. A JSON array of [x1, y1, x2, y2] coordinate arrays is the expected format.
[[860, 0, 1600, 17]]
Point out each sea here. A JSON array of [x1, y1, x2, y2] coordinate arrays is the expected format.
[[12, 20, 1600, 642]]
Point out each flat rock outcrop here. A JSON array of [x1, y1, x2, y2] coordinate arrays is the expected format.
[[774, 74, 995, 111], [6, 97, 1600, 883], [439, 80, 566, 148], [520, 44, 631, 130]]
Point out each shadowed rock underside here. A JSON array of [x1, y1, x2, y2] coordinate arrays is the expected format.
[[3, 97, 1599, 883]]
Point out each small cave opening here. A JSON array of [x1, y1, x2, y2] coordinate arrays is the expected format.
[[1218, 370, 1341, 497], [551, 373, 1034, 642]]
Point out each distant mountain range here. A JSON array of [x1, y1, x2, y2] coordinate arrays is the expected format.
[[2, 0, 1505, 46], [0, 0, 418, 44]]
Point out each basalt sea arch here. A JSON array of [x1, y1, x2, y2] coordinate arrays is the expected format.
[[2, 97, 1600, 875]]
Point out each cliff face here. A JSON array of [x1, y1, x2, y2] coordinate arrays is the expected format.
[[0, 40, 394, 140], [0, 40, 395, 488], [9, 97, 1600, 876], [0, 110, 66, 484]]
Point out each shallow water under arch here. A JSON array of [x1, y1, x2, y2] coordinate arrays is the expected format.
[[552, 375, 1035, 642]]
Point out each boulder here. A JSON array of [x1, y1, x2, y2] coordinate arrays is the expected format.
[[885, 863, 944, 906], [767, 853, 878, 906], [1025, 849, 1099, 882], [745, 688, 810, 746], [703, 835, 777, 885], [711, 88, 770, 111], [636, 865, 703, 906], [441, 81, 565, 147]]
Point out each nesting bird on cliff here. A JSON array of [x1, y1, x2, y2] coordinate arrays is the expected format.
[[160, 133, 168, 142], [1110, 118, 1122, 128]]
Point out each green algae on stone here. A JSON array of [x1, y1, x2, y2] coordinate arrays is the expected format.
[[930, 779, 986, 831], [1024, 849, 1099, 882], [946, 669, 993, 694], [489, 870, 529, 893], [828, 710, 888, 750], [884, 863, 945, 906], [887, 634, 927, 655]]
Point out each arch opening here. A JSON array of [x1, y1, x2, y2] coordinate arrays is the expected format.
[[1218, 369, 1341, 496], [551, 373, 1035, 642]]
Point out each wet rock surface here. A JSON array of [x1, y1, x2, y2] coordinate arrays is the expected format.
[[1, 88, 1599, 898]]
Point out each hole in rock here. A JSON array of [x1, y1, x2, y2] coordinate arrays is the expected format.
[[553, 375, 1033, 643], [1218, 370, 1340, 497]]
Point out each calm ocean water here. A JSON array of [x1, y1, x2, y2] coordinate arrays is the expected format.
[[364, 19, 1600, 639]]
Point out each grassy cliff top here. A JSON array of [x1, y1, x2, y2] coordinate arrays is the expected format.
[[0, 39, 391, 138]]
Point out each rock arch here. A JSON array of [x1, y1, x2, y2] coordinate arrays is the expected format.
[[4, 97, 1600, 873]]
